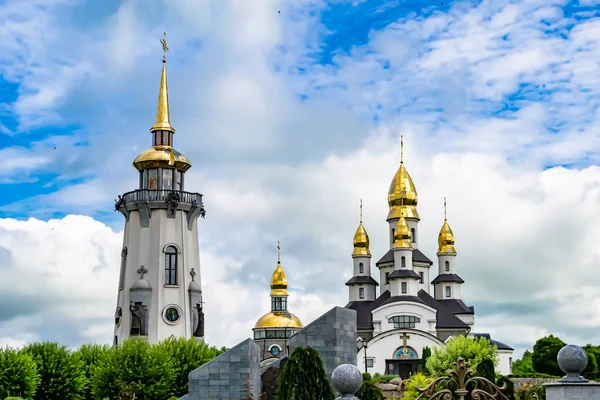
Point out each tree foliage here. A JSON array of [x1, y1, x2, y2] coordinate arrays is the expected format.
[[421, 346, 432, 374], [582, 345, 599, 379], [276, 346, 335, 400], [532, 335, 565, 376], [0, 347, 40, 400], [496, 376, 515, 400], [475, 357, 496, 383], [92, 338, 176, 400], [425, 336, 498, 377], [356, 379, 384, 400], [23, 341, 86, 400], [74, 343, 110, 400], [156, 337, 226, 398], [400, 373, 434, 400], [512, 350, 535, 376]]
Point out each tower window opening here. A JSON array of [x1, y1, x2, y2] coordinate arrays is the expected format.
[[359, 263, 364, 274], [419, 271, 423, 284], [175, 170, 182, 190], [388, 315, 420, 328], [164, 246, 178, 285], [401, 282, 407, 294], [411, 228, 416, 243], [359, 287, 365, 299], [391, 228, 395, 244], [385, 272, 390, 284], [271, 297, 287, 311], [119, 247, 127, 289], [401, 256, 406, 268], [445, 286, 451, 297], [162, 169, 173, 190], [148, 169, 158, 190], [445, 261, 450, 272]]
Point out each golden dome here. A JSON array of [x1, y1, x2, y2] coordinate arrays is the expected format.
[[387, 136, 419, 221], [254, 311, 303, 329], [133, 146, 192, 172], [352, 199, 371, 257], [270, 263, 288, 297], [393, 212, 413, 249], [438, 198, 457, 255]]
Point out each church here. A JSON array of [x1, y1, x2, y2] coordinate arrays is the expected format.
[[345, 143, 514, 377]]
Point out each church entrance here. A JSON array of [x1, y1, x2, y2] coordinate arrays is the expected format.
[[388, 334, 421, 379]]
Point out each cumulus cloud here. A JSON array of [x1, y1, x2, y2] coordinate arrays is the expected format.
[[0, 0, 600, 360]]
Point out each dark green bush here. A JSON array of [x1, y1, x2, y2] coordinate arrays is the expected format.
[[23, 341, 85, 400], [516, 384, 546, 400], [495, 376, 515, 400], [421, 346, 432, 374], [356, 378, 383, 400], [92, 338, 176, 400], [74, 343, 110, 400], [156, 337, 225, 398], [276, 346, 335, 400], [0, 347, 39, 399], [476, 358, 496, 383]]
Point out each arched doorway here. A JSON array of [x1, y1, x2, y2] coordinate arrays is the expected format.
[[386, 346, 421, 378]]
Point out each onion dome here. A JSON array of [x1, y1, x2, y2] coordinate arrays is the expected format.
[[254, 312, 304, 329], [387, 136, 419, 221], [393, 212, 413, 249], [270, 263, 289, 297], [438, 197, 457, 255], [352, 199, 371, 257]]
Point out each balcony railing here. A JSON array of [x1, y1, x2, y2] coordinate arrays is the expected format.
[[118, 189, 204, 206]]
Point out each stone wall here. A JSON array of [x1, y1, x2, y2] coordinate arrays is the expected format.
[[288, 306, 357, 379], [511, 377, 559, 391], [260, 357, 287, 400], [179, 338, 261, 400]]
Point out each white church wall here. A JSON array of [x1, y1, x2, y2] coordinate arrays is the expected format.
[[497, 350, 513, 376], [371, 302, 437, 333], [357, 329, 445, 375]]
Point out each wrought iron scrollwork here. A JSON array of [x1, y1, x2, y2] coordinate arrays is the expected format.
[[416, 358, 509, 400]]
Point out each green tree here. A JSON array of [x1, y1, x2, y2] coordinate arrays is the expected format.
[[476, 358, 496, 383], [426, 336, 498, 377], [74, 343, 110, 400], [421, 346, 432, 374], [401, 373, 434, 400], [276, 346, 335, 400], [156, 337, 224, 398], [0, 347, 40, 399], [356, 379, 383, 400], [583, 345, 600, 379], [495, 376, 515, 400], [92, 338, 176, 400], [532, 335, 565, 376], [512, 350, 535, 376], [23, 341, 85, 400]]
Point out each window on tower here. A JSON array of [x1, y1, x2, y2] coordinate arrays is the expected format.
[[391, 228, 395, 244], [359, 263, 364, 274], [359, 287, 365, 299], [388, 315, 420, 328], [385, 272, 390, 284], [148, 169, 158, 190], [165, 246, 178, 285], [401, 256, 406, 268], [445, 286, 451, 297], [271, 297, 287, 311], [401, 282, 407, 294], [445, 261, 450, 272], [119, 247, 127, 289], [419, 271, 423, 284], [411, 228, 415, 243]]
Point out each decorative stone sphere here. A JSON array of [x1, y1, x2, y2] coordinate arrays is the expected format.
[[557, 344, 588, 375], [331, 364, 362, 395]]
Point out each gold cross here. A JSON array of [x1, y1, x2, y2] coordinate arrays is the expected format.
[[277, 241, 281, 263], [444, 196, 447, 221], [400, 333, 410, 349], [400, 134, 404, 164], [160, 32, 169, 62], [359, 199, 363, 223]]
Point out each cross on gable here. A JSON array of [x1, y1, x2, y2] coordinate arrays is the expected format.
[[190, 268, 197, 281], [400, 333, 410, 348], [137, 265, 148, 279]]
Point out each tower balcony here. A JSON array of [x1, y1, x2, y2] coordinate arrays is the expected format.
[[115, 189, 206, 230]]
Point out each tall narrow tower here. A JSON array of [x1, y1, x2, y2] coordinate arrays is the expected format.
[[346, 200, 378, 302], [113, 33, 206, 345], [432, 198, 463, 301]]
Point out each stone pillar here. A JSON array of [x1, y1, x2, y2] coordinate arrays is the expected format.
[[544, 344, 600, 400], [331, 364, 362, 400]]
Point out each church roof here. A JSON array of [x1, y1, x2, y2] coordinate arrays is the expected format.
[[376, 248, 433, 266], [345, 276, 379, 286], [431, 273, 465, 284], [346, 289, 470, 331], [388, 269, 421, 279], [473, 333, 514, 351], [436, 299, 474, 314]]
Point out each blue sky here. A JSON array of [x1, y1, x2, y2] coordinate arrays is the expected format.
[[0, 0, 600, 356]]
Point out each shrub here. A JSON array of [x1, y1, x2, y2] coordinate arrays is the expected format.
[[23, 341, 85, 400], [401, 373, 434, 400], [495, 376, 515, 400], [371, 374, 397, 383], [356, 378, 384, 400], [532, 335, 565, 377], [276, 346, 335, 400], [156, 337, 224, 398], [92, 338, 176, 400], [74, 343, 110, 400], [516, 384, 545, 400], [0, 347, 39, 399], [421, 346, 432, 374], [476, 358, 496, 383], [426, 336, 498, 377]]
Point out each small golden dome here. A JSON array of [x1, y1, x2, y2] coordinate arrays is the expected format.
[[253, 311, 303, 329], [387, 136, 419, 221], [133, 146, 192, 172], [393, 213, 413, 249], [438, 198, 456, 254], [352, 199, 371, 257], [270, 263, 288, 297]]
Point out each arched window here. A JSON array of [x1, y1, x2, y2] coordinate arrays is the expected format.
[[401, 282, 407, 294], [391, 228, 395, 243], [411, 228, 416, 243], [359, 287, 365, 299], [388, 315, 421, 328], [119, 247, 127, 289], [359, 263, 364, 274], [445, 261, 450, 272], [401, 256, 406, 268], [445, 286, 451, 297], [165, 246, 178, 285]]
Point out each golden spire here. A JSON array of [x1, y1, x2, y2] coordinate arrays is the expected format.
[[352, 199, 371, 257], [438, 197, 457, 255], [393, 203, 413, 249], [150, 32, 175, 133], [387, 135, 419, 221], [270, 241, 289, 296]]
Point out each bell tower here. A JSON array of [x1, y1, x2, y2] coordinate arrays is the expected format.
[[112, 33, 206, 345]]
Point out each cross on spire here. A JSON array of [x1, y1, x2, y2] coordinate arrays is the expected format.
[[160, 32, 169, 63], [444, 196, 447, 221], [400, 134, 404, 164], [137, 265, 148, 279], [359, 199, 363, 224], [277, 241, 281, 263], [190, 268, 197, 281]]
